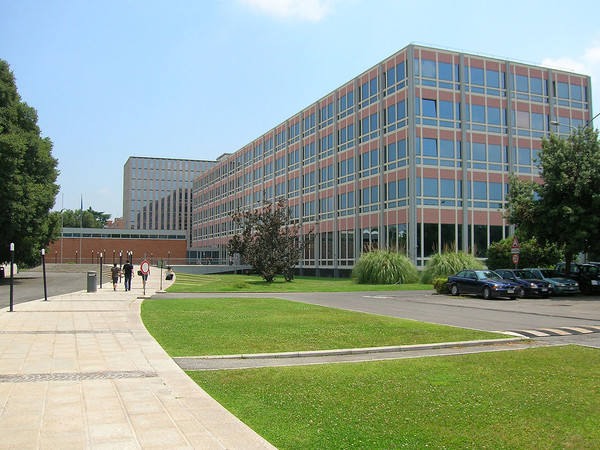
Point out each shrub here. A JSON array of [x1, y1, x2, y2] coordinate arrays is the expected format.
[[485, 237, 564, 270], [421, 250, 485, 284], [433, 277, 450, 294], [351, 250, 419, 284]]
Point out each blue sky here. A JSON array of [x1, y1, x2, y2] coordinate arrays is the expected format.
[[2, 0, 600, 220]]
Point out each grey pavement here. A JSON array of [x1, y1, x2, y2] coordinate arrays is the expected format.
[[0, 272, 86, 309], [0, 269, 274, 449]]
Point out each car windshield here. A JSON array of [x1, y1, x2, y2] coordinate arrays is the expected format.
[[476, 271, 501, 280], [515, 270, 535, 279], [539, 269, 555, 277]]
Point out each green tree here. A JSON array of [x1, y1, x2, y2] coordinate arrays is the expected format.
[[0, 59, 59, 266], [485, 237, 564, 271], [505, 127, 600, 275], [58, 207, 110, 228], [227, 198, 311, 282]]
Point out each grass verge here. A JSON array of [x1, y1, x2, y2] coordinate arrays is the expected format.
[[188, 346, 600, 448], [141, 297, 506, 356], [166, 272, 433, 293]]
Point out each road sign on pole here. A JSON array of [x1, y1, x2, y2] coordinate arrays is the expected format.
[[512, 253, 519, 265], [511, 236, 520, 254], [140, 260, 150, 274]]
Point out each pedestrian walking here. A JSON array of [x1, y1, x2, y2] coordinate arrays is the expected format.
[[110, 263, 120, 291], [123, 259, 134, 291], [140, 264, 149, 289]]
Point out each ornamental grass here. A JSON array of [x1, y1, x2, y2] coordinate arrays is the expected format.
[[351, 250, 419, 284]]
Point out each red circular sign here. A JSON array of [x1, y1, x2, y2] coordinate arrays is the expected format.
[[512, 253, 519, 265], [140, 260, 150, 274]]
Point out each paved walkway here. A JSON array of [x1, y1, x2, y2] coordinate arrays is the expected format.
[[0, 270, 274, 449]]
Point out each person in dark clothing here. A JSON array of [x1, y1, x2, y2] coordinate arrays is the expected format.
[[123, 260, 134, 291], [110, 263, 120, 291]]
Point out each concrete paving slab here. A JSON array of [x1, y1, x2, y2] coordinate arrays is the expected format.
[[0, 268, 275, 449]]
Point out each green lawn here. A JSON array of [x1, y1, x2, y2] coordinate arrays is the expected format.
[[189, 346, 600, 449], [166, 272, 433, 293], [141, 297, 506, 356]]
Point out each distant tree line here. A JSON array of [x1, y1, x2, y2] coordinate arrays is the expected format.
[[56, 207, 111, 229]]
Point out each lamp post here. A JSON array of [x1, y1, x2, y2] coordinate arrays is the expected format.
[[551, 111, 600, 133], [99, 252, 103, 289], [113, 249, 115, 265], [119, 251, 123, 283], [75, 250, 78, 264], [9, 243, 14, 312], [41, 249, 48, 301]]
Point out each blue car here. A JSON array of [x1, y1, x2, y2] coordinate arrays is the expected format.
[[447, 269, 521, 300], [495, 269, 552, 298]]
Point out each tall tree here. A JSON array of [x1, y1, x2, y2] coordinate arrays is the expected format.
[[0, 59, 60, 266], [57, 207, 111, 228], [227, 198, 311, 282], [505, 127, 600, 275], [54, 207, 111, 229]]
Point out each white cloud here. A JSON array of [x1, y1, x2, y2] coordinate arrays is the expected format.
[[237, 0, 338, 22], [541, 35, 600, 126], [540, 56, 586, 74]]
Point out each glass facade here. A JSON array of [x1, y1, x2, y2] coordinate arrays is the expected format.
[[190, 44, 592, 273], [122, 157, 215, 244]]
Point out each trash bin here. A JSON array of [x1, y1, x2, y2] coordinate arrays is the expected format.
[[87, 271, 97, 292]]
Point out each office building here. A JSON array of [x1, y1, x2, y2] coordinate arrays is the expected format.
[[191, 44, 593, 275], [122, 156, 215, 244]]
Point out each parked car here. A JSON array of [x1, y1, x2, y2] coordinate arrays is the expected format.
[[447, 269, 521, 300], [554, 262, 600, 295], [524, 268, 579, 296], [495, 269, 552, 298]]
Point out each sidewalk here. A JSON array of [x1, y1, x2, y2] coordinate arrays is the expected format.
[[0, 270, 274, 449]]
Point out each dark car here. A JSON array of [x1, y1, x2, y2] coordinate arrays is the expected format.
[[447, 269, 521, 300], [554, 262, 600, 295], [495, 269, 552, 298], [524, 268, 579, 296]]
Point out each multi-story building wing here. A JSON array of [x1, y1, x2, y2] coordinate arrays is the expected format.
[[123, 157, 215, 244], [191, 44, 593, 275]]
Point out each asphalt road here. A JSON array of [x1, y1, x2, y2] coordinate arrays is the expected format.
[[0, 271, 88, 309], [154, 290, 600, 348]]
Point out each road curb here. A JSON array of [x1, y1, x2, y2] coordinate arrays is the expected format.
[[178, 337, 525, 361]]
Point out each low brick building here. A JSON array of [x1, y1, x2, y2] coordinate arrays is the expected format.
[[47, 228, 187, 265]]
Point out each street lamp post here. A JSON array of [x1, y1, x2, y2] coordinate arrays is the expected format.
[[99, 252, 103, 289], [41, 249, 47, 301], [551, 111, 600, 133], [9, 243, 14, 312]]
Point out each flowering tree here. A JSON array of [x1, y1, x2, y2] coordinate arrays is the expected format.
[[227, 198, 311, 282]]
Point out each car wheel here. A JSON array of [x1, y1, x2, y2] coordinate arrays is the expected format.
[[483, 287, 492, 300], [450, 284, 459, 296], [518, 288, 526, 298]]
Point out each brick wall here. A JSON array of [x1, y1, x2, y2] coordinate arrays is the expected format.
[[47, 237, 187, 265]]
